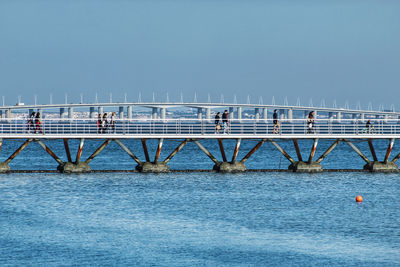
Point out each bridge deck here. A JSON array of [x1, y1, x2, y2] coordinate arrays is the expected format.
[[0, 134, 399, 139]]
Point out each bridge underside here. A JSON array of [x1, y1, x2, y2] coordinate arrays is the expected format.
[[0, 138, 399, 173]]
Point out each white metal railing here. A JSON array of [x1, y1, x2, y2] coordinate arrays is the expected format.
[[0, 118, 399, 136]]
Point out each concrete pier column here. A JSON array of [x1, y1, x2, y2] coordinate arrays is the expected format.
[[337, 112, 342, 123], [60, 108, 66, 118], [360, 113, 365, 123], [237, 107, 242, 122], [89, 107, 96, 119], [197, 108, 203, 121], [288, 108, 293, 123], [98, 107, 103, 115], [152, 107, 158, 119], [119, 106, 124, 119], [255, 108, 260, 122], [352, 113, 357, 124], [161, 107, 166, 121], [127, 106, 133, 119], [328, 112, 334, 122], [229, 107, 234, 120], [68, 107, 73, 118], [262, 108, 268, 122], [279, 109, 285, 121], [205, 108, 211, 122], [384, 114, 389, 123]]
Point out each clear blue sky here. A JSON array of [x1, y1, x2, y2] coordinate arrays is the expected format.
[[1, 0, 399, 110]]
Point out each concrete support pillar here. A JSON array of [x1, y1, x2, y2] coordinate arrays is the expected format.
[[6, 109, 11, 118], [119, 106, 124, 119], [197, 108, 203, 120], [352, 113, 357, 124], [360, 113, 365, 123], [161, 107, 166, 121], [255, 108, 260, 122], [288, 108, 293, 123], [98, 107, 103, 115], [68, 107, 73, 119], [127, 106, 133, 119], [205, 108, 211, 122], [237, 107, 242, 122], [89, 107, 96, 119], [262, 108, 268, 121], [337, 112, 342, 123], [279, 109, 285, 120], [229, 107, 234, 120], [60, 108, 65, 118], [152, 107, 158, 119]]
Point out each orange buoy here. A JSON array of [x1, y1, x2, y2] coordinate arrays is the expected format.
[[355, 195, 363, 202]]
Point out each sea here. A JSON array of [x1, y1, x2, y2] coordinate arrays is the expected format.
[[0, 139, 399, 266]]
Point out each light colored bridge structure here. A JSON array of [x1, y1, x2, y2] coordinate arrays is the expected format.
[[0, 114, 400, 173], [1, 101, 399, 121]]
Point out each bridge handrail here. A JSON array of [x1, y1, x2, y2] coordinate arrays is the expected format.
[[0, 118, 398, 123], [0, 117, 398, 136]]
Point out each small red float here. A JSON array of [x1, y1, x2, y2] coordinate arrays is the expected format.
[[355, 195, 363, 202]]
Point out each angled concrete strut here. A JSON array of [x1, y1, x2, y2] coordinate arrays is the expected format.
[[163, 139, 188, 164], [384, 138, 395, 163], [240, 139, 265, 163], [4, 139, 32, 164], [316, 139, 340, 163], [269, 139, 296, 165], [308, 139, 319, 163], [193, 139, 219, 164], [114, 139, 142, 164], [63, 138, 72, 162], [75, 138, 85, 163], [293, 139, 302, 161], [218, 139, 227, 162], [231, 138, 241, 163], [154, 138, 164, 163], [36, 140, 64, 165], [85, 139, 112, 164], [368, 139, 378, 161], [141, 139, 150, 162], [345, 139, 370, 164]]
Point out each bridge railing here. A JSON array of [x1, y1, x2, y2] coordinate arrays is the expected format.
[[0, 118, 399, 136]]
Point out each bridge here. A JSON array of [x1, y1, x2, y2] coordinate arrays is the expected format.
[[0, 114, 399, 173], [1, 101, 399, 122]]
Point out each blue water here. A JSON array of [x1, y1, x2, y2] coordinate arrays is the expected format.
[[1, 172, 399, 266]]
